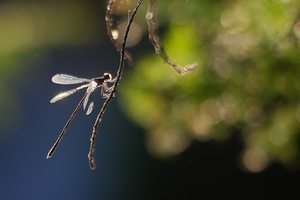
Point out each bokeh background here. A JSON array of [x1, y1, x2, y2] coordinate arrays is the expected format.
[[1, 0, 300, 199]]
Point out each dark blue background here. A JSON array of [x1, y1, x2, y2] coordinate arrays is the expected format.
[[0, 44, 152, 200]]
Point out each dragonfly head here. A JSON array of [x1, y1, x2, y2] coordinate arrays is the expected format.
[[103, 73, 112, 81]]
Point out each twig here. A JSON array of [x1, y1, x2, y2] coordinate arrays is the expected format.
[[88, 0, 144, 170], [146, 0, 197, 75], [105, 0, 132, 64]]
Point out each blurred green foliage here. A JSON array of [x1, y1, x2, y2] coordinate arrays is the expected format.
[[120, 0, 300, 172]]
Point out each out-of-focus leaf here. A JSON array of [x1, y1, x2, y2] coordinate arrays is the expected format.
[[120, 0, 300, 172]]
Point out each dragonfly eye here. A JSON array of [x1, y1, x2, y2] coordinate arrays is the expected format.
[[103, 73, 112, 81]]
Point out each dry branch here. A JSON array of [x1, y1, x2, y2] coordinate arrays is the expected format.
[[105, 0, 132, 64], [88, 0, 144, 169], [146, 0, 197, 75]]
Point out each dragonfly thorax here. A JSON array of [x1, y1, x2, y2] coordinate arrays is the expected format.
[[93, 73, 112, 85]]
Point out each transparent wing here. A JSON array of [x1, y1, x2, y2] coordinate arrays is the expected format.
[[83, 81, 98, 110], [50, 84, 89, 103], [50, 89, 77, 103], [86, 101, 94, 115], [83, 92, 91, 110], [52, 74, 90, 85]]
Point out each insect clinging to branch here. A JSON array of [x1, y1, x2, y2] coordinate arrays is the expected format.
[[47, 0, 196, 170]]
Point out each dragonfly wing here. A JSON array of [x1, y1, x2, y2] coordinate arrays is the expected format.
[[50, 88, 77, 103], [86, 101, 94, 115], [83, 82, 98, 110], [52, 74, 90, 85], [83, 92, 91, 110]]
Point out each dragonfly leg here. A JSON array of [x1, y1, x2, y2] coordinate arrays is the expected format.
[[101, 84, 115, 98]]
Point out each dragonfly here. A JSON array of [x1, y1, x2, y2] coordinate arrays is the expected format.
[[46, 72, 116, 160]]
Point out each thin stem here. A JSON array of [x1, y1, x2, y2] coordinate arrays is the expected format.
[[88, 0, 144, 170], [47, 93, 88, 159], [105, 0, 132, 64], [105, 0, 118, 48], [146, 0, 197, 75]]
